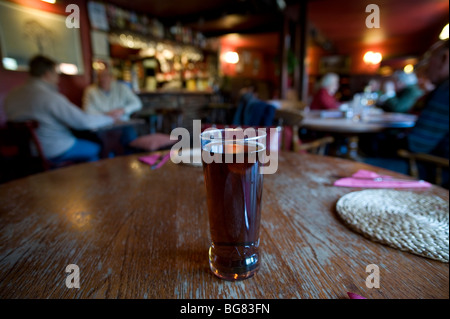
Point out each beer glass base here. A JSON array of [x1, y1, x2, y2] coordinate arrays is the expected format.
[[209, 262, 259, 281]]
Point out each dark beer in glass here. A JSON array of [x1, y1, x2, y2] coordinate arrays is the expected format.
[[201, 128, 265, 280]]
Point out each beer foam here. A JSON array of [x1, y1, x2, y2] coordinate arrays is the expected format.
[[202, 141, 266, 154]]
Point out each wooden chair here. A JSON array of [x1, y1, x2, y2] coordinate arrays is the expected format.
[[297, 136, 335, 155], [152, 108, 184, 134], [201, 123, 334, 156], [0, 120, 75, 183], [273, 108, 334, 155], [206, 102, 234, 125], [397, 149, 449, 186], [0, 120, 49, 182], [273, 109, 303, 151], [269, 99, 307, 111]]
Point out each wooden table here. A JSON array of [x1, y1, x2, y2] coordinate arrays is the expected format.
[[73, 119, 146, 158], [0, 152, 448, 299], [301, 112, 417, 160]]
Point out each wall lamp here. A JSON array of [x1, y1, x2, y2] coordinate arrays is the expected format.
[[223, 51, 239, 64], [363, 51, 382, 65]]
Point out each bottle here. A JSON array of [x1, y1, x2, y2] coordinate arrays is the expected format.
[[143, 58, 157, 91]]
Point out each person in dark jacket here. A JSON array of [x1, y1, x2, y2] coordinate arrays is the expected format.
[[408, 39, 449, 159], [380, 71, 424, 113]]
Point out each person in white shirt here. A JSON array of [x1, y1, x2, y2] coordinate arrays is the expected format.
[[4, 55, 114, 164], [82, 69, 142, 121], [82, 69, 144, 152]]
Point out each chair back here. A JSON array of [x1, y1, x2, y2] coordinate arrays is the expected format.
[[201, 124, 282, 152], [200, 123, 333, 155], [273, 109, 303, 127], [398, 149, 449, 186], [232, 93, 276, 127], [272, 109, 303, 151], [0, 120, 49, 182], [149, 108, 184, 134]]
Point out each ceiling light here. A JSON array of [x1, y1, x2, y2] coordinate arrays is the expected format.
[[439, 23, 449, 40], [403, 64, 414, 74], [41, 0, 56, 3]]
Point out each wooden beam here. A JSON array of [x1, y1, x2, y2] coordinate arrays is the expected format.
[[279, 1, 309, 101], [293, 1, 309, 102], [279, 14, 289, 99]]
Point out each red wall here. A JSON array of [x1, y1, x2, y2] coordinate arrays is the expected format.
[[0, 0, 92, 121], [219, 34, 279, 83]]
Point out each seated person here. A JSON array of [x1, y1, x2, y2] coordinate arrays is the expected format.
[[408, 60, 436, 115], [83, 68, 143, 149], [377, 80, 396, 105], [408, 39, 449, 159], [365, 78, 382, 102], [310, 73, 340, 110], [4, 55, 114, 164], [362, 40, 449, 186], [83, 68, 142, 121], [379, 71, 423, 113]]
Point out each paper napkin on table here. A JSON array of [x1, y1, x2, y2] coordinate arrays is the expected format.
[[138, 153, 171, 169], [138, 154, 161, 166], [347, 292, 367, 299], [334, 169, 432, 189], [152, 153, 170, 169]]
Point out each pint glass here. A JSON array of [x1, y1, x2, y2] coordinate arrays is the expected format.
[[200, 128, 266, 280]]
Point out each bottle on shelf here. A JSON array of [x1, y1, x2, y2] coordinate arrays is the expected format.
[[143, 58, 158, 91]]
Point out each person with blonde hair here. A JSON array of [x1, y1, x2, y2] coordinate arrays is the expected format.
[[310, 73, 340, 110]]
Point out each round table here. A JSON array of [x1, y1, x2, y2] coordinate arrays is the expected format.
[[0, 152, 447, 299], [301, 112, 417, 160]]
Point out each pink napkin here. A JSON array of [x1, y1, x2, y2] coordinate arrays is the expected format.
[[138, 153, 171, 169], [138, 154, 161, 166], [334, 169, 432, 189], [152, 153, 170, 169], [347, 292, 366, 299]]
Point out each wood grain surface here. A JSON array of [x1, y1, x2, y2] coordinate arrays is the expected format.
[[0, 152, 448, 299]]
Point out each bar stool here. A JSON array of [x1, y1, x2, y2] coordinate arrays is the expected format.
[[152, 108, 184, 134], [206, 102, 233, 124]]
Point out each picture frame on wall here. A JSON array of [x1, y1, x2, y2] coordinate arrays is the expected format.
[[319, 55, 350, 75], [0, 0, 84, 74], [87, 1, 109, 31]]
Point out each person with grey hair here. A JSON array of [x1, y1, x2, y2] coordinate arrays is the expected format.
[[310, 73, 340, 110], [83, 68, 142, 121], [362, 40, 448, 187], [379, 70, 423, 113]]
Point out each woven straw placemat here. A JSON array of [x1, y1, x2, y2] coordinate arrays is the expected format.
[[336, 190, 449, 262]]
